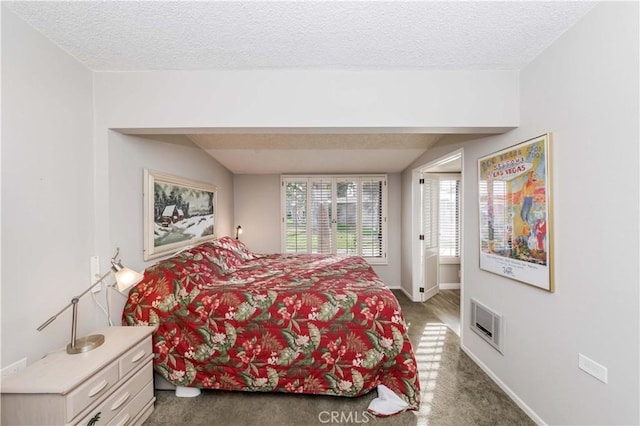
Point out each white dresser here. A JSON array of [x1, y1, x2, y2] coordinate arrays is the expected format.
[[1, 326, 156, 426]]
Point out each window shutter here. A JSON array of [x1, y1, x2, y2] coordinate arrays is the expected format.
[[282, 175, 387, 263], [310, 179, 333, 254], [284, 179, 308, 253], [335, 180, 358, 255], [361, 178, 384, 258], [439, 179, 460, 257]]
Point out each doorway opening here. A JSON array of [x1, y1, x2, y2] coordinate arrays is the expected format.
[[411, 149, 463, 335]]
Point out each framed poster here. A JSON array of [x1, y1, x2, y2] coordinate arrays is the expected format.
[[143, 169, 217, 260], [478, 134, 553, 292]]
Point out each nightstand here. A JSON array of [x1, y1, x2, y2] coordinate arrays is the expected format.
[[1, 326, 156, 425]]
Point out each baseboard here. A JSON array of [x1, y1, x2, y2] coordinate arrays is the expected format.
[[439, 282, 461, 290], [460, 343, 546, 426], [390, 284, 463, 301], [424, 285, 438, 300], [400, 286, 414, 301]]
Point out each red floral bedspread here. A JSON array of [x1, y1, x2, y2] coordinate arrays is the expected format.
[[122, 239, 420, 410]]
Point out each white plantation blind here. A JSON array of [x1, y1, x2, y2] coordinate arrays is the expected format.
[[281, 175, 387, 263], [336, 180, 358, 255], [310, 179, 333, 254], [439, 177, 461, 258], [284, 180, 308, 253], [361, 179, 384, 258]]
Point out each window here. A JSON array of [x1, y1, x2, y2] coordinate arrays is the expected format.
[[439, 175, 461, 260], [282, 175, 387, 264]]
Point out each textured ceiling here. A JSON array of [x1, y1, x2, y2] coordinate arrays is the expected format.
[[188, 134, 443, 173], [6, 1, 596, 174], [6, 1, 596, 71]]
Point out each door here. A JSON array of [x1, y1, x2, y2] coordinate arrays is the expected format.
[[421, 173, 439, 301]]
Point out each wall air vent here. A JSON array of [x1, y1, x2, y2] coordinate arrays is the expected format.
[[470, 298, 503, 354]]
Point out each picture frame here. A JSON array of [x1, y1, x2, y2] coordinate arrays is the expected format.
[[143, 169, 217, 261], [478, 133, 554, 292]]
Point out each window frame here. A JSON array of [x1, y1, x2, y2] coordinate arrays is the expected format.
[[281, 175, 388, 264]]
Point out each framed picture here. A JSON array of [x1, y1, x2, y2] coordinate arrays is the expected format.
[[478, 133, 553, 292], [143, 169, 217, 260]]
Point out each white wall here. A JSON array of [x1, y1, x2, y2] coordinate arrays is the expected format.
[[233, 173, 403, 287], [233, 174, 281, 254], [403, 3, 639, 424], [1, 8, 95, 365], [93, 69, 519, 130], [439, 264, 460, 285], [107, 133, 234, 315]]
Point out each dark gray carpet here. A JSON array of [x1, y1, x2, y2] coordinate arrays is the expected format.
[[143, 291, 534, 426]]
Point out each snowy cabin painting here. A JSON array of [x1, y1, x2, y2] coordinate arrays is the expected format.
[[160, 205, 184, 227], [144, 169, 217, 261]]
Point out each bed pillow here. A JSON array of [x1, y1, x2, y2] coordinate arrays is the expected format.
[[214, 236, 256, 261], [192, 242, 241, 275]]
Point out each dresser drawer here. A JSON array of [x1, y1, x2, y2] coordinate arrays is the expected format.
[[67, 361, 119, 422], [75, 363, 153, 426], [120, 337, 152, 379], [107, 382, 154, 426], [0, 327, 155, 426]]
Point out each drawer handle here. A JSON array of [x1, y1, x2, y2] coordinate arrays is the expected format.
[[114, 413, 130, 426], [111, 391, 131, 411], [131, 350, 146, 363], [88, 380, 109, 397]]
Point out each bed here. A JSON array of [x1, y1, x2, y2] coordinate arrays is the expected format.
[[122, 237, 420, 412]]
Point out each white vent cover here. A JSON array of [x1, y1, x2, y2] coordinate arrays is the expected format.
[[470, 298, 503, 354]]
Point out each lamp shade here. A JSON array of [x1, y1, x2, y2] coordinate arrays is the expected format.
[[114, 267, 144, 292]]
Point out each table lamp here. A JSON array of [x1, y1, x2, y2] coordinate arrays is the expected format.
[[37, 248, 144, 354]]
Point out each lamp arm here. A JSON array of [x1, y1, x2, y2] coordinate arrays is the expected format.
[[36, 269, 114, 332]]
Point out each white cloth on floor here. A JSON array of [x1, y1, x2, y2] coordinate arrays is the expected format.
[[367, 384, 409, 416]]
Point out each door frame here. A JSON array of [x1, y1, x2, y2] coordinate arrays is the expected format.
[[411, 148, 465, 303]]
